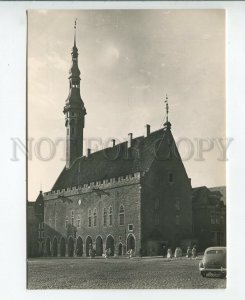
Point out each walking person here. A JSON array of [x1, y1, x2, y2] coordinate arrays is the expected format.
[[192, 245, 197, 259], [186, 246, 191, 258], [162, 245, 166, 258], [167, 248, 172, 260]]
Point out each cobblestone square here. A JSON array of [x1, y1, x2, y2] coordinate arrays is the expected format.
[[27, 257, 226, 289]]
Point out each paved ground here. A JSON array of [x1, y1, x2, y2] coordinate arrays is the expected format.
[[27, 257, 226, 289]]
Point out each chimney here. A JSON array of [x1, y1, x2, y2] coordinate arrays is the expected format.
[[128, 133, 133, 148], [111, 139, 116, 147], [145, 124, 150, 137], [87, 148, 91, 157]]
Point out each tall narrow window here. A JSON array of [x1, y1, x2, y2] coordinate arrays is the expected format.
[[211, 214, 215, 225], [71, 210, 74, 226], [109, 206, 113, 226], [119, 205, 125, 226], [103, 208, 107, 227], [54, 213, 57, 229], [93, 208, 97, 227], [88, 209, 92, 227], [71, 127, 74, 135], [154, 198, 160, 210], [175, 215, 180, 225], [49, 217, 52, 226], [77, 215, 81, 228], [65, 217, 69, 228], [154, 198, 160, 225]]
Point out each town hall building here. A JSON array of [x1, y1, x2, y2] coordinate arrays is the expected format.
[[27, 26, 226, 258]]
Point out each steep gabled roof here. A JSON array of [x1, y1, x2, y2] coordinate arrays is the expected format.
[[51, 127, 182, 191]]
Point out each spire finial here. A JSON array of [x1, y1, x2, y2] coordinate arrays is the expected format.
[[165, 93, 169, 122], [74, 18, 77, 46]]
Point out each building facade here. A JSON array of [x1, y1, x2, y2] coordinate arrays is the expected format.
[[28, 28, 226, 258], [192, 186, 226, 251]]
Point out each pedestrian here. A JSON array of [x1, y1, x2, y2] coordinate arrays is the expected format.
[[192, 245, 197, 259], [174, 247, 182, 258], [162, 245, 166, 258], [167, 248, 172, 260], [186, 246, 191, 258], [127, 248, 133, 259], [104, 248, 108, 259]]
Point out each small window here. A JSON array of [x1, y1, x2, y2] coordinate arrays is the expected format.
[[154, 213, 160, 225], [119, 205, 125, 226], [88, 209, 92, 227], [211, 214, 215, 225], [175, 199, 180, 211], [65, 217, 69, 228], [216, 215, 220, 225], [175, 215, 180, 225], [38, 231, 41, 238], [71, 112, 75, 117], [169, 172, 174, 183], [128, 224, 133, 231], [109, 206, 113, 226]]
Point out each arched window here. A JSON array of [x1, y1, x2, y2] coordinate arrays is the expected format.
[[119, 205, 125, 226], [77, 215, 81, 228], [109, 206, 113, 226], [65, 216, 69, 228], [71, 210, 74, 226], [88, 209, 92, 227], [103, 208, 107, 227], [93, 208, 97, 227]]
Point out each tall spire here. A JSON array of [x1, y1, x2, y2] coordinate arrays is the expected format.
[[63, 21, 86, 169]]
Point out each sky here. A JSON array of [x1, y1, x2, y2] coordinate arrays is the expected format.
[[28, 9, 225, 201]]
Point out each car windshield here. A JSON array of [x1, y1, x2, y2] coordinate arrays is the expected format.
[[206, 250, 224, 254]]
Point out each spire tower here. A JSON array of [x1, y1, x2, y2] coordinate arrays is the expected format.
[[63, 20, 87, 169]]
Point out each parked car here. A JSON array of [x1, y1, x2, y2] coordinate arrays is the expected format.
[[199, 246, 226, 278]]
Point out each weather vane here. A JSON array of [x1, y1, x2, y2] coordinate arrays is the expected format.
[[165, 94, 169, 122]]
